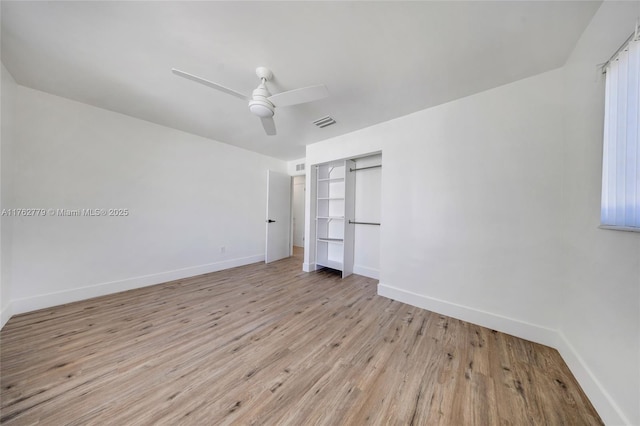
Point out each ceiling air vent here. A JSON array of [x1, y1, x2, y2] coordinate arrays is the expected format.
[[296, 163, 305, 172], [313, 116, 336, 128]]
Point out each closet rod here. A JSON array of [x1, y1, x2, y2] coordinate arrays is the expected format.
[[349, 165, 382, 172], [349, 220, 381, 226]]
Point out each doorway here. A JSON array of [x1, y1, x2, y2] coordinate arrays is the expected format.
[[291, 175, 306, 256]]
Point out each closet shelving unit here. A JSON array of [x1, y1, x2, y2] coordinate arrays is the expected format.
[[315, 160, 355, 277]]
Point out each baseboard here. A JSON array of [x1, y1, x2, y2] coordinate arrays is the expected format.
[[554, 331, 630, 426], [353, 264, 379, 279], [302, 262, 316, 272], [1, 301, 13, 329], [377, 283, 558, 347], [11, 254, 265, 315], [377, 283, 630, 426]]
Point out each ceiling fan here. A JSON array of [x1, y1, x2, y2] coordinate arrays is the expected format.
[[172, 66, 329, 136]]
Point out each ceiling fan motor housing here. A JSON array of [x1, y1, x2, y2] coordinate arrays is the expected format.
[[249, 83, 274, 118]]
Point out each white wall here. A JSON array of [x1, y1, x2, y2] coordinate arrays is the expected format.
[[380, 69, 566, 333], [1, 64, 17, 328], [560, 2, 640, 424], [353, 154, 381, 279], [8, 86, 286, 314]]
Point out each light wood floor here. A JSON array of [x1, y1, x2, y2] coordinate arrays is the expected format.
[[1, 252, 602, 425]]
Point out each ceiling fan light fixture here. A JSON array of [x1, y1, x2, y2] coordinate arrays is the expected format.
[[249, 99, 275, 118]]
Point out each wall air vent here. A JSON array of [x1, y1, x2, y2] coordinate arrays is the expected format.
[[313, 116, 336, 128], [296, 163, 305, 172]]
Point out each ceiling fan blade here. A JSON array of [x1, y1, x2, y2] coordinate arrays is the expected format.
[[172, 68, 249, 101], [268, 85, 329, 107], [260, 116, 277, 136]]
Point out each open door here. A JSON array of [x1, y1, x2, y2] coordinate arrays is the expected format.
[[265, 170, 291, 263]]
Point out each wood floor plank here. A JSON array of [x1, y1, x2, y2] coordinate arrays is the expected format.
[[1, 254, 602, 425]]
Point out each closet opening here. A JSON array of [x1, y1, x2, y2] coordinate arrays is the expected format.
[[309, 153, 381, 279]]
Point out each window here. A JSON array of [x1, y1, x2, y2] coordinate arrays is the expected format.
[[601, 28, 640, 231]]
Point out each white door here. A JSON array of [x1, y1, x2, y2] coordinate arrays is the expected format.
[[265, 170, 291, 263]]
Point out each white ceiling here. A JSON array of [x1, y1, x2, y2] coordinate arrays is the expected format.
[[1, 1, 601, 160]]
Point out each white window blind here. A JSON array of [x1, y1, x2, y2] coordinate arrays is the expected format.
[[601, 30, 640, 230]]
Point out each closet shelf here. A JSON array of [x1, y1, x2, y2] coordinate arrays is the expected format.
[[316, 259, 344, 270], [315, 160, 355, 278], [316, 259, 343, 271]]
